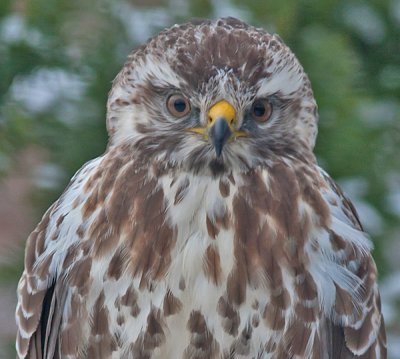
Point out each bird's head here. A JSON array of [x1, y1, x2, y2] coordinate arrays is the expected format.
[[106, 17, 318, 176]]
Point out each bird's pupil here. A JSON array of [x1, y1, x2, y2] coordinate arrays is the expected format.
[[174, 99, 186, 113], [254, 103, 266, 116]]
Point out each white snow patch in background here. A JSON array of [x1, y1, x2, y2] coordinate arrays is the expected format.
[[112, 0, 249, 45], [33, 163, 66, 190], [0, 14, 44, 46], [339, 177, 384, 235], [387, 190, 400, 217], [10, 68, 86, 114], [390, 0, 400, 25], [341, 3, 386, 44], [352, 200, 383, 235], [358, 99, 400, 127], [339, 177, 369, 198], [211, 0, 250, 20], [386, 173, 400, 217], [380, 272, 400, 304], [387, 334, 400, 359], [112, 2, 172, 43]]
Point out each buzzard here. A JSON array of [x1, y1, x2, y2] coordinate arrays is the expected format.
[[16, 17, 386, 358]]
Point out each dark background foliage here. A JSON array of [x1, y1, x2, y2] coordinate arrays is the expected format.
[[0, 0, 399, 357]]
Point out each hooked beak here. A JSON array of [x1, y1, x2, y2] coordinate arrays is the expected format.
[[207, 100, 235, 157], [209, 117, 232, 157], [187, 99, 247, 157]]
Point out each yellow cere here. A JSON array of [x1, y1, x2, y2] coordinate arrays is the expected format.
[[207, 100, 236, 128], [187, 99, 247, 139]]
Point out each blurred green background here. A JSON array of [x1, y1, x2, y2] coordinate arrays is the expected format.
[[0, 0, 399, 357]]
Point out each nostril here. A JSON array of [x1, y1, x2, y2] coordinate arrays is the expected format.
[[208, 117, 213, 124]]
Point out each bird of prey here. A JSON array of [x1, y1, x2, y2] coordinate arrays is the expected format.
[[16, 17, 386, 358]]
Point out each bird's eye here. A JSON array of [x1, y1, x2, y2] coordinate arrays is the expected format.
[[167, 94, 191, 118], [251, 99, 272, 123]]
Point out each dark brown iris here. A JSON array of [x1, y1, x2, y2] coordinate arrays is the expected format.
[[251, 99, 272, 123], [167, 94, 191, 118]]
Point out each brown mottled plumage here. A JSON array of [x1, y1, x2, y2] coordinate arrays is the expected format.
[[16, 17, 386, 358]]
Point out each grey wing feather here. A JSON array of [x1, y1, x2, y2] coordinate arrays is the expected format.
[[321, 170, 387, 358]]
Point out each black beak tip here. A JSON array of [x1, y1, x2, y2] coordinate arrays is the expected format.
[[215, 144, 223, 157], [210, 118, 232, 157]]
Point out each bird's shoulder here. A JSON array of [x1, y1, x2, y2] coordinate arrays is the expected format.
[[15, 156, 104, 358]]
